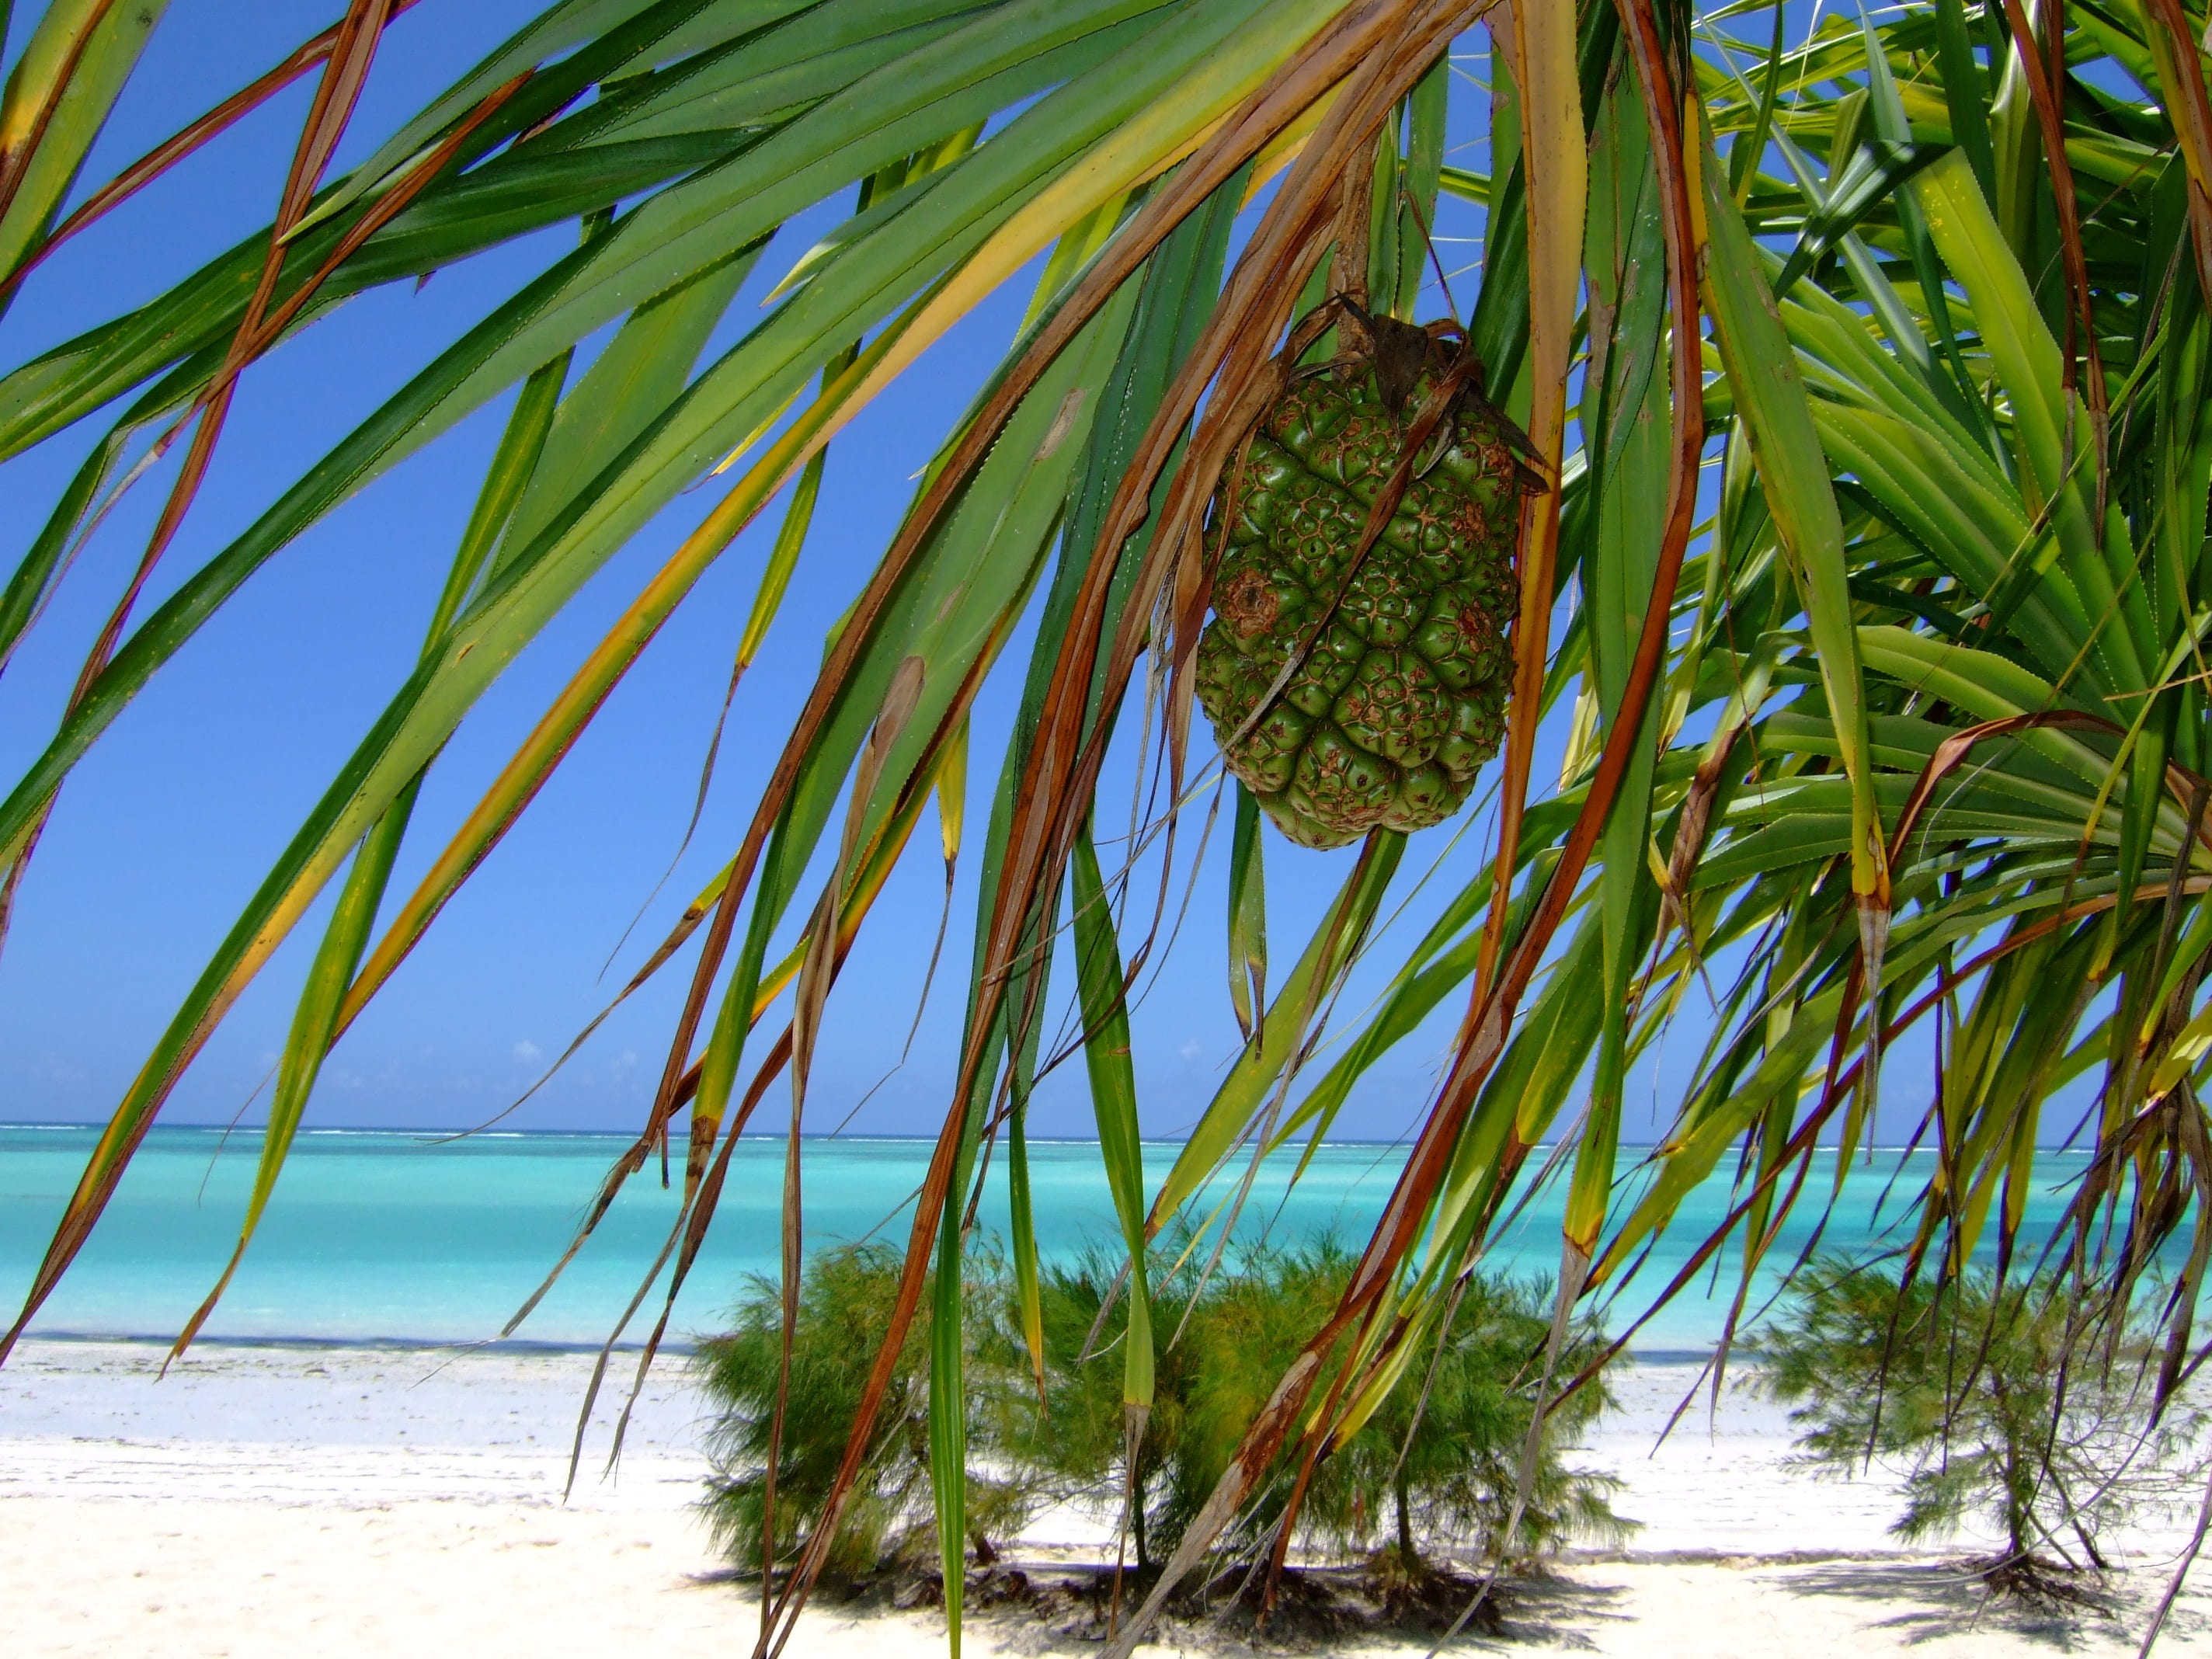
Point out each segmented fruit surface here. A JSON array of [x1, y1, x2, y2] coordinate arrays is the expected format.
[[1195, 337, 1528, 850]]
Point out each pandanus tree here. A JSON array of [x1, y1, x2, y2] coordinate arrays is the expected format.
[[5, 0, 2212, 1650]]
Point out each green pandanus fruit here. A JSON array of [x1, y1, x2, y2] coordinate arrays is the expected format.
[[1194, 311, 1537, 850]]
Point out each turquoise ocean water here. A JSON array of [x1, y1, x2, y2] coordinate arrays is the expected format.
[[0, 1126, 2118, 1354]]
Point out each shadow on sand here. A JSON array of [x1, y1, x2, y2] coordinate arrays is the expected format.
[[1475, 1570, 1633, 1651], [1775, 1557, 2200, 1653], [1431, 1554, 2207, 1656]]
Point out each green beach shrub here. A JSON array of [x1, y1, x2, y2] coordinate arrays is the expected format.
[[983, 1240, 1202, 1573], [703, 1232, 1623, 1595], [694, 1241, 1033, 1587], [1294, 1266, 1628, 1574], [1153, 1236, 1357, 1565], [1755, 1256, 2207, 1596], [996, 1233, 1625, 1576]]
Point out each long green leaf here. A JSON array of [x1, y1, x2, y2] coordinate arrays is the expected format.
[[0, 0, 170, 280], [1146, 833, 1403, 1233], [1699, 115, 1886, 909], [1072, 819, 1153, 1415]]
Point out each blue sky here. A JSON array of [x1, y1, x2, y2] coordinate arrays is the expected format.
[[0, 3, 1981, 1153], [0, 4, 1543, 1143]]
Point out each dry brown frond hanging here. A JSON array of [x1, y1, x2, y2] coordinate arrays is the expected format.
[[1193, 303, 1541, 849]]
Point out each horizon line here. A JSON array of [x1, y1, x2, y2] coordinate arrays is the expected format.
[[0, 1120, 2092, 1155]]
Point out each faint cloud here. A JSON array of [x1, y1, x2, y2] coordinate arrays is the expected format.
[[513, 1039, 544, 1065], [1180, 1038, 1202, 1061]]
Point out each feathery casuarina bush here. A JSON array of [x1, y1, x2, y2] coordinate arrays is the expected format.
[[1756, 1257, 2207, 1597], [695, 1242, 1031, 1586]]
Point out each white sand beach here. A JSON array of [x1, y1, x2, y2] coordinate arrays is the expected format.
[[3, 1339, 2207, 1656]]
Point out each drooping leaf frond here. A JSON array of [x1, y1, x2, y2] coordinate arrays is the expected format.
[[6, 0, 2212, 1649]]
